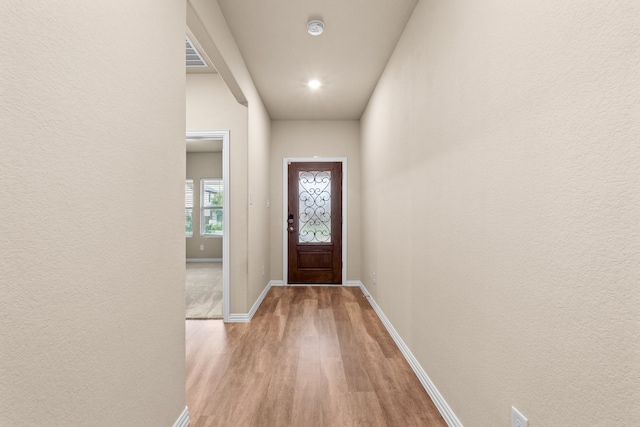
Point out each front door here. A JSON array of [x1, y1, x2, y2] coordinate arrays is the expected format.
[[287, 162, 342, 284]]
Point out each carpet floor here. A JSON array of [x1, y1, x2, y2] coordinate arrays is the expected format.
[[186, 262, 222, 319]]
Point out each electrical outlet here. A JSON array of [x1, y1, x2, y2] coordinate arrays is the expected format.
[[511, 407, 528, 427], [200, 245, 204, 251], [372, 272, 376, 285], [266, 198, 270, 208], [261, 265, 265, 277]]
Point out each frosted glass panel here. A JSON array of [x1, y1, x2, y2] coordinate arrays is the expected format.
[[298, 171, 331, 243]]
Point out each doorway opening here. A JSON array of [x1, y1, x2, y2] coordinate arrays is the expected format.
[[186, 130, 230, 322]]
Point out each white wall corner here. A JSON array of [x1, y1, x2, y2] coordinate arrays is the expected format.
[[227, 281, 273, 323], [356, 281, 464, 427], [172, 406, 189, 427]]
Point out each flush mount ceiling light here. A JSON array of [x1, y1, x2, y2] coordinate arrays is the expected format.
[[308, 79, 322, 89], [307, 20, 324, 36]]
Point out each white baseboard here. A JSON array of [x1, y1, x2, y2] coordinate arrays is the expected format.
[[354, 281, 463, 427], [186, 258, 222, 263], [271, 280, 356, 287], [288, 283, 343, 286], [172, 406, 189, 427], [345, 280, 362, 287], [227, 280, 276, 323], [227, 313, 250, 322]]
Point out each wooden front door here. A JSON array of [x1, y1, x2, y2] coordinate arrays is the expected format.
[[287, 162, 342, 284]]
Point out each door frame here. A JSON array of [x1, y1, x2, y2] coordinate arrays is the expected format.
[[282, 157, 348, 286], [186, 130, 230, 322]]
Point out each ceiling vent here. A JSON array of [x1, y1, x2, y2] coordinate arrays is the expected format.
[[186, 36, 207, 68]]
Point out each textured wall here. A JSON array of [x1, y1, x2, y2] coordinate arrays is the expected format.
[[186, 73, 249, 312], [270, 121, 361, 282], [186, 152, 223, 259], [0, 1, 186, 426], [186, 74, 248, 133], [188, 1, 271, 313], [246, 91, 272, 306], [361, 0, 640, 425]]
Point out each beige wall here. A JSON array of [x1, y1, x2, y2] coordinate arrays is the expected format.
[[186, 73, 247, 133], [270, 121, 361, 282], [246, 92, 272, 305], [0, 1, 186, 426], [186, 152, 223, 259], [186, 72, 248, 312], [361, 1, 640, 426], [187, 1, 271, 313]]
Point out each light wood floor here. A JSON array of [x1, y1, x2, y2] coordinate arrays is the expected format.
[[186, 286, 447, 427], [186, 262, 222, 319]]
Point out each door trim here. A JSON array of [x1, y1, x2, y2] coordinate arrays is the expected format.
[[282, 157, 347, 285], [186, 130, 230, 322]]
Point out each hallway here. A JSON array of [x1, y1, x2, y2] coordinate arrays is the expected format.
[[186, 286, 447, 426]]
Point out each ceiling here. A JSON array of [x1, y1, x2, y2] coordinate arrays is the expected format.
[[215, 0, 418, 120]]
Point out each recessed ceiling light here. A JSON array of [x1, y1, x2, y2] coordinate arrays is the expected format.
[[308, 79, 321, 89], [307, 20, 324, 36]]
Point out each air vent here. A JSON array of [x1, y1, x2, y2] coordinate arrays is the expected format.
[[186, 35, 207, 68]]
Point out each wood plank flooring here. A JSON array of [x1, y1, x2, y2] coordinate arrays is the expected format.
[[186, 286, 447, 427]]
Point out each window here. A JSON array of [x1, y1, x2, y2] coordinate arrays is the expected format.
[[201, 178, 223, 237], [185, 180, 193, 237]]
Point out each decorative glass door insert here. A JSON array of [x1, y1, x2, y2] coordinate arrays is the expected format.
[[298, 170, 332, 243]]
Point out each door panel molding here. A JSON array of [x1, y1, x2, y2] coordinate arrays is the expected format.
[[282, 157, 348, 285]]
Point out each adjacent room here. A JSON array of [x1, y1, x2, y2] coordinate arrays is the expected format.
[[185, 138, 223, 319]]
